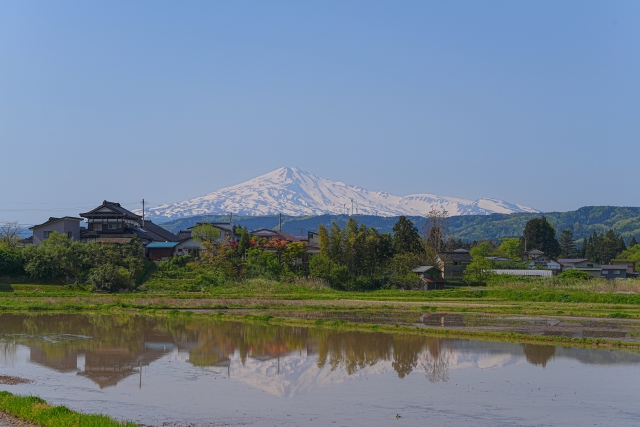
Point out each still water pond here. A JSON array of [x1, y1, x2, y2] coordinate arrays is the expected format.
[[0, 314, 639, 426]]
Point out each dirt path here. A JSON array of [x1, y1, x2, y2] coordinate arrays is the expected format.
[[0, 412, 38, 427]]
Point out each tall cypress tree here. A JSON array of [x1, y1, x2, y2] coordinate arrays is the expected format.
[[579, 237, 588, 258], [558, 229, 576, 258], [629, 236, 638, 248], [520, 216, 561, 258], [392, 216, 423, 255], [584, 232, 598, 262]]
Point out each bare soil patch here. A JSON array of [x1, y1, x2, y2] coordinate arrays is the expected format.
[[0, 376, 31, 386], [0, 411, 38, 427]]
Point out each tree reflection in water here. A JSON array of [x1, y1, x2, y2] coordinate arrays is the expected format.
[[2, 314, 637, 390], [522, 344, 556, 368]]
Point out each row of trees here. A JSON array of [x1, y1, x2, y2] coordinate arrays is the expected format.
[[517, 216, 635, 264], [0, 231, 150, 291], [310, 216, 434, 290]]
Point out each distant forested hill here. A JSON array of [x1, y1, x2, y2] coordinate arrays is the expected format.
[[158, 206, 640, 243]]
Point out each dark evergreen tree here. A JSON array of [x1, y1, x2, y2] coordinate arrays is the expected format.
[[558, 229, 576, 258], [584, 232, 598, 262], [579, 237, 588, 258], [520, 216, 560, 258], [237, 227, 251, 257], [630, 236, 638, 248], [392, 216, 423, 254], [581, 229, 626, 263]]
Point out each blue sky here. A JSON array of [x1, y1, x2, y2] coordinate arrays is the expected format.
[[1, 1, 639, 225]]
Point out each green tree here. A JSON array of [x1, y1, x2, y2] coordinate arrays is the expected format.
[[0, 247, 24, 276], [87, 264, 132, 292], [558, 229, 576, 258], [317, 224, 329, 257], [615, 244, 640, 272], [497, 238, 521, 260], [387, 252, 427, 290], [237, 227, 251, 257], [327, 222, 345, 264], [22, 232, 87, 281], [463, 255, 493, 285], [191, 223, 221, 243], [582, 229, 626, 264], [470, 241, 493, 258], [521, 216, 560, 258], [392, 216, 422, 255], [629, 236, 638, 248], [245, 247, 282, 279], [558, 269, 590, 280]]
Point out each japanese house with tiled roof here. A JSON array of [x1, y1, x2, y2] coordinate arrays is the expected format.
[[79, 200, 179, 245]]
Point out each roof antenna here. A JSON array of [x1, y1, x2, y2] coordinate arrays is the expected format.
[[142, 199, 145, 228]]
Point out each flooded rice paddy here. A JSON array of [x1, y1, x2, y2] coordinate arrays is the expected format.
[[0, 313, 639, 426]]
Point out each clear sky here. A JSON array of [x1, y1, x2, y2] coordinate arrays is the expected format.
[[1, 1, 639, 225]]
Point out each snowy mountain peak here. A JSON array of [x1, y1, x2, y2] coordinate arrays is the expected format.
[[143, 167, 538, 220]]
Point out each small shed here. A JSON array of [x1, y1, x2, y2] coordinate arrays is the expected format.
[[412, 266, 446, 290], [146, 242, 179, 261]]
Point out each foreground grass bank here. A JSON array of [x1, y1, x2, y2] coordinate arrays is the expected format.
[[0, 391, 136, 427]]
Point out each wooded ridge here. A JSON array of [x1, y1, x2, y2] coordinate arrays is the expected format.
[[158, 206, 640, 243]]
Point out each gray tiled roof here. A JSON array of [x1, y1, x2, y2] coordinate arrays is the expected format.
[[439, 252, 472, 262], [80, 201, 141, 219], [141, 221, 180, 242], [29, 216, 83, 230]]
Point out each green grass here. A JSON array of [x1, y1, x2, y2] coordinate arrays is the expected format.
[[0, 391, 136, 427], [1, 276, 640, 321]]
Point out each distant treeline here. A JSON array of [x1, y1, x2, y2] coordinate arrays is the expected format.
[[157, 206, 640, 244]]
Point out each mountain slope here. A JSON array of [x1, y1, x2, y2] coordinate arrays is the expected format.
[[158, 207, 640, 243], [144, 167, 537, 220]]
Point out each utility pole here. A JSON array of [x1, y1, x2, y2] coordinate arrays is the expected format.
[[279, 213, 282, 232], [230, 212, 233, 241], [350, 199, 354, 217], [142, 199, 145, 228]]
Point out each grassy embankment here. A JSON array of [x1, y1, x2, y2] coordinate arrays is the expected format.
[[1, 273, 640, 320], [0, 391, 135, 427]]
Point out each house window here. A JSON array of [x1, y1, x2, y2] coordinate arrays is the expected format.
[[602, 270, 608, 275], [43, 231, 51, 239], [94, 224, 103, 231], [587, 264, 593, 267], [67, 231, 73, 239], [614, 270, 620, 275], [108, 224, 118, 229]]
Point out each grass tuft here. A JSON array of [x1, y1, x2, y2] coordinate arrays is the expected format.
[[0, 391, 137, 427]]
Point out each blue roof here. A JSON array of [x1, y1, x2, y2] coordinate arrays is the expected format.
[[146, 241, 179, 248]]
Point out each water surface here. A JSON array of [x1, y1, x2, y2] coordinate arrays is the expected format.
[[0, 314, 639, 426]]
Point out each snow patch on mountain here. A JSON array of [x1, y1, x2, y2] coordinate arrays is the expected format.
[[143, 167, 538, 220]]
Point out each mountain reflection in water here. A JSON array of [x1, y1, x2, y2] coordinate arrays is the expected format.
[[1, 314, 639, 390]]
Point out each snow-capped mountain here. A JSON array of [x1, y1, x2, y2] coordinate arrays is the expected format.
[[143, 167, 538, 220]]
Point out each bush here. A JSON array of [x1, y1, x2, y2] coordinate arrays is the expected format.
[[88, 264, 132, 292], [0, 248, 24, 276], [194, 270, 226, 288], [558, 269, 590, 280]]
